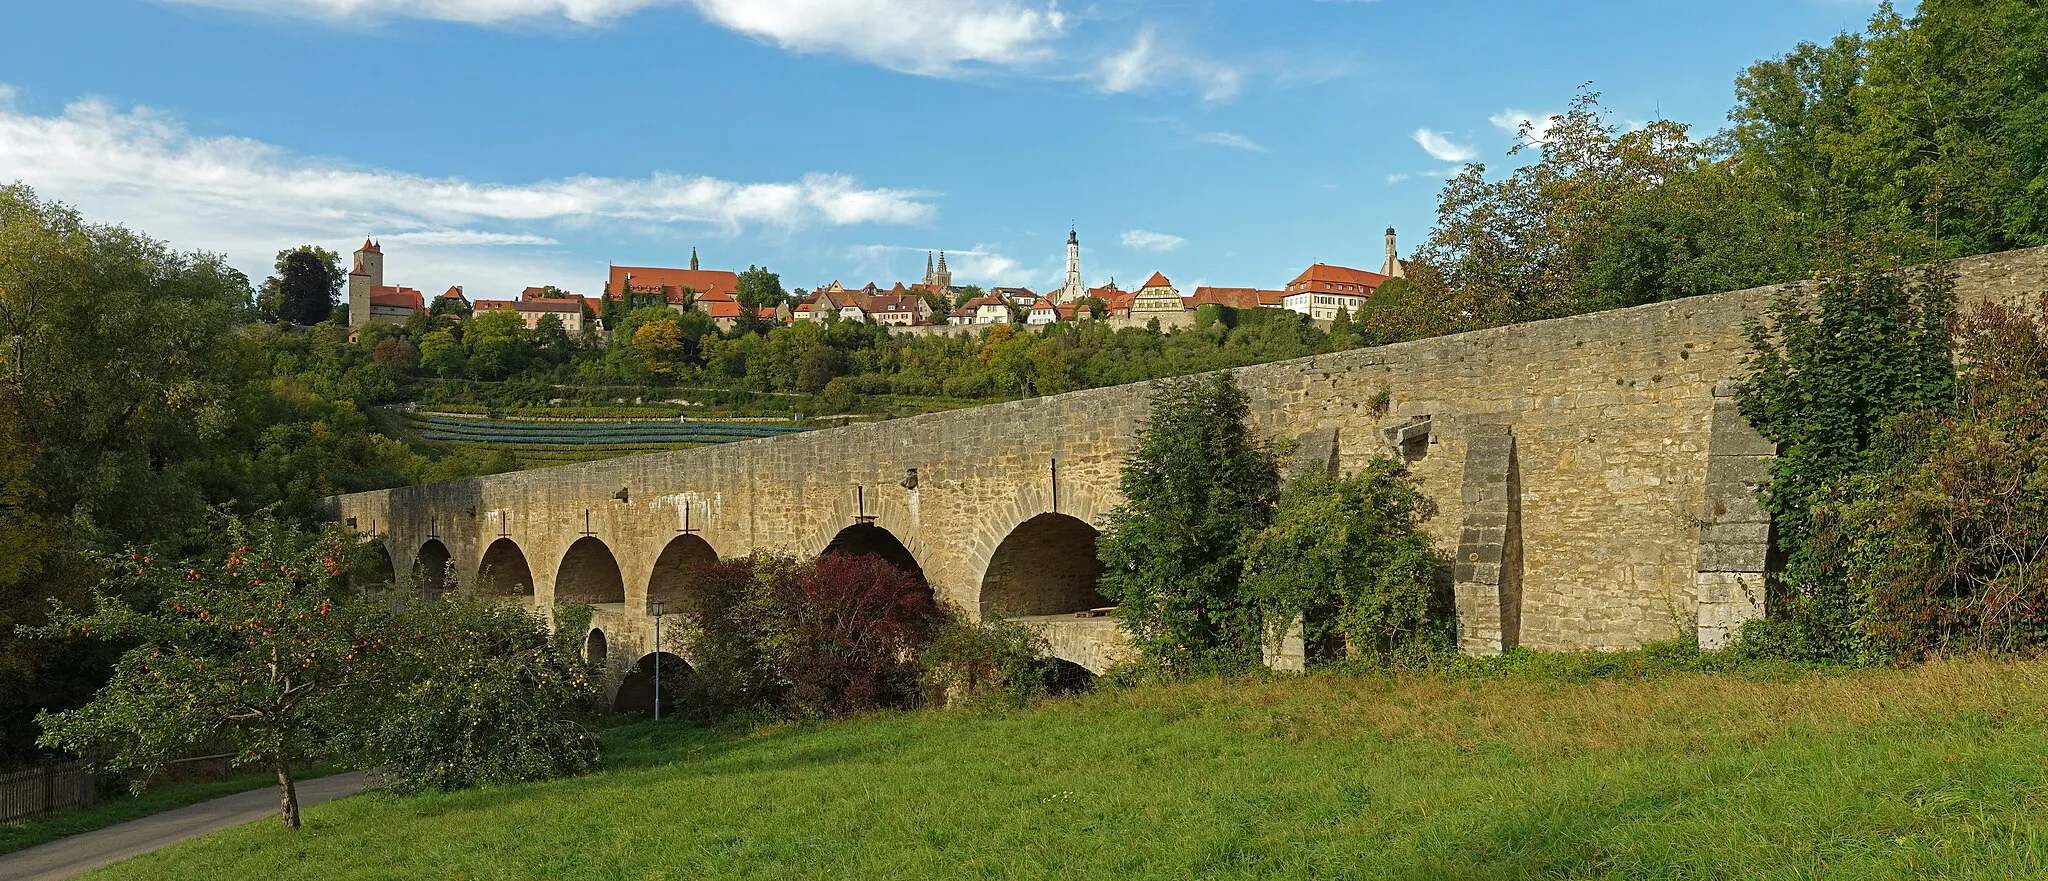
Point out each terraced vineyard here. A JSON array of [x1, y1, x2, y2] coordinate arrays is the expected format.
[[402, 411, 812, 467]]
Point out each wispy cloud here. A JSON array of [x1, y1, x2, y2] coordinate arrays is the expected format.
[[0, 88, 933, 294], [1193, 130, 1269, 153], [1121, 229, 1187, 252], [1091, 25, 1244, 104], [1411, 127, 1476, 163], [1490, 107, 1563, 145], [165, 1, 1272, 104], [165, 1, 1070, 76]]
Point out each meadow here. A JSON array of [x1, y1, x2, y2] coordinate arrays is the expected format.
[[93, 658, 2048, 879]]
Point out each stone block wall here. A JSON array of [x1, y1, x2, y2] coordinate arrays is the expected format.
[[333, 246, 2048, 667]]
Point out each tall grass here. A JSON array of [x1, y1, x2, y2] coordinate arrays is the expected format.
[[97, 659, 2048, 879]]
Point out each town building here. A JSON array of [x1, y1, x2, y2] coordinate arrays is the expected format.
[[949, 294, 1013, 325], [1025, 296, 1060, 325], [1127, 272, 1184, 318], [346, 239, 426, 328], [1185, 286, 1287, 311], [607, 262, 740, 306], [1280, 263, 1391, 321], [473, 297, 589, 335]]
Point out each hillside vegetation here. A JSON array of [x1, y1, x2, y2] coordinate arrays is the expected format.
[[98, 660, 2048, 879]]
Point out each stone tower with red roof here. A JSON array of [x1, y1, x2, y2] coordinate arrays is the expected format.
[[347, 238, 383, 328]]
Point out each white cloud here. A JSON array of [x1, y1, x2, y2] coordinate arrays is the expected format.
[[0, 89, 933, 295], [167, 0, 1068, 76], [1093, 25, 1244, 104], [1490, 107, 1562, 145], [1385, 172, 1411, 185], [1193, 131, 1269, 153], [685, 0, 1067, 76], [1411, 127, 1476, 163], [1120, 229, 1187, 252]]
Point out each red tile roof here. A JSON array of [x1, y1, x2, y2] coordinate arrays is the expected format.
[[1285, 263, 1390, 293], [367, 285, 422, 310], [609, 265, 740, 303], [438, 286, 467, 301], [359, 238, 381, 255], [1186, 286, 1261, 310], [1141, 271, 1172, 288], [701, 299, 742, 319]]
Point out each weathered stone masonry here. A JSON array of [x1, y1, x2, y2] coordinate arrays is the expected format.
[[330, 247, 2048, 673]]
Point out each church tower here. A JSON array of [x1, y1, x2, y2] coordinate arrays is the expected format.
[[934, 251, 952, 290], [1059, 227, 1085, 303], [347, 238, 383, 328], [690, 247, 700, 271], [1380, 227, 1406, 278]]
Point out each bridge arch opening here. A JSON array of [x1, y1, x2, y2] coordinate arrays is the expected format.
[[352, 542, 396, 594], [556, 537, 625, 605], [821, 523, 924, 580], [614, 652, 691, 715], [647, 534, 717, 614], [978, 513, 1108, 618], [413, 539, 453, 601], [477, 538, 535, 597], [1037, 657, 1096, 696], [584, 628, 608, 667]]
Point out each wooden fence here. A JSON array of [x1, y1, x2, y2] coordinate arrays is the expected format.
[[0, 760, 95, 823]]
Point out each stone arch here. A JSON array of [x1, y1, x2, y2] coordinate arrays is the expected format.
[[413, 539, 453, 600], [555, 537, 625, 605], [1037, 657, 1097, 695], [585, 628, 609, 667], [476, 537, 535, 597], [978, 513, 1108, 617], [614, 652, 691, 714], [353, 541, 397, 593], [646, 534, 718, 614], [820, 523, 925, 580]]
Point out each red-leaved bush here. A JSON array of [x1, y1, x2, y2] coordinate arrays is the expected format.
[[683, 552, 945, 719]]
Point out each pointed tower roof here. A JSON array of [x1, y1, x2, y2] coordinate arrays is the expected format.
[[937, 250, 948, 271], [1068, 227, 1078, 245], [690, 247, 700, 271]]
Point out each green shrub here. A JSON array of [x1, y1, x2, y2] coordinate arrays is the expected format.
[[918, 616, 1053, 710], [1097, 372, 1279, 673], [1242, 459, 1452, 666], [1736, 261, 1957, 659]]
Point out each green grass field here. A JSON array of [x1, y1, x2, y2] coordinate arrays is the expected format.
[[93, 660, 2048, 879]]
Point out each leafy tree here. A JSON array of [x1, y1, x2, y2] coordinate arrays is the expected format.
[[419, 330, 464, 378], [1097, 372, 1279, 671], [267, 246, 345, 326], [1241, 460, 1448, 665], [337, 597, 601, 793], [463, 309, 530, 380], [428, 293, 472, 329], [634, 319, 685, 375], [34, 518, 391, 828], [531, 313, 574, 364], [736, 265, 785, 310]]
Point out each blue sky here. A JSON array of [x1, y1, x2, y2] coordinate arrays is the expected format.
[[0, 0, 1899, 299]]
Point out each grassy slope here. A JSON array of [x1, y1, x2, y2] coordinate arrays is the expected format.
[[98, 661, 2048, 880]]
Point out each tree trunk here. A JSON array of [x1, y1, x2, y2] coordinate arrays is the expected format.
[[275, 763, 301, 830]]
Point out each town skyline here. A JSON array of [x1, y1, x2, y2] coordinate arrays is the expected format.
[[1, 0, 1899, 299]]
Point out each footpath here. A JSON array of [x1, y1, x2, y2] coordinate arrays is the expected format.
[[0, 771, 369, 881]]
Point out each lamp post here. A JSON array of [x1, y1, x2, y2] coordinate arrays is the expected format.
[[650, 600, 666, 721]]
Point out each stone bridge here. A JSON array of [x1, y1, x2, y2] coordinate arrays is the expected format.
[[329, 247, 2048, 697]]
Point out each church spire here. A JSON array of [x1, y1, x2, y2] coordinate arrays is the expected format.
[[936, 250, 948, 273], [690, 247, 700, 271]]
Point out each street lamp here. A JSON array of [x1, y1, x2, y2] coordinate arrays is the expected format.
[[650, 600, 666, 721]]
